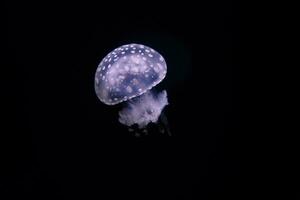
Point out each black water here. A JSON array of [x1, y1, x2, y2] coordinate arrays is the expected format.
[[4, 1, 240, 199]]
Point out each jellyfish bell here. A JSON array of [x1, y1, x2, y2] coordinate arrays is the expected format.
[[95, 43, 169, 131], [95, 43, 167, 105]]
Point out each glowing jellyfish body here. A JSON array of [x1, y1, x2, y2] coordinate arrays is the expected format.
[[95, 43, 169, 130]]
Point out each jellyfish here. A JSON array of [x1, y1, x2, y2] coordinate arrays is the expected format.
[[95, 43, 170, 136]]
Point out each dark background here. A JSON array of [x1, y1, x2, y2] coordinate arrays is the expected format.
[[4, 0, 240, 199]]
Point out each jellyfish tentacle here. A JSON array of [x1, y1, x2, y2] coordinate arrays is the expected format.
[[118, 90, 168, 129]]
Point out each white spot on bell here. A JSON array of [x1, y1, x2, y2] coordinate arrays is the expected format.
[[157, 63, 164, 70], [126, 86, 133, 93], [154, 66, 160, 73], [124, 65, 130, 71], [131, 66, 139, 73]]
